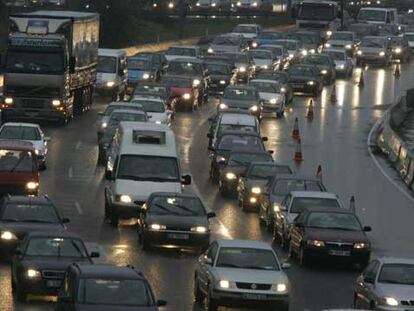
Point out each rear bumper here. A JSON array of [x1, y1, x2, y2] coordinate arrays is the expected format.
[[303, 246, 370, 263], [144, 230, 210, 248], [18, 276, 63, 296], [356, 55, 388, 64], [212, 289, 289, 308]]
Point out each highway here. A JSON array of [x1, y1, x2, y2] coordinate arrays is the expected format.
[[1, 61, 414, 311]]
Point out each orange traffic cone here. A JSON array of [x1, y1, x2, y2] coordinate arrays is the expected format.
[[306, 100, 314, 120], [292, 117, 300, 140], [394, 64, 400, 78], [316, 165, 322, 181], [358, 70, 364, 88], [350, 196, 356, 213], [330, 84, 337, 103], [294, 138, 303, 162]]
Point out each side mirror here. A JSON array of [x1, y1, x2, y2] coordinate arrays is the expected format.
[[262, 136, 268, 142], [363, 226, 372, 232], [281, 262, 291, 269], [61, 218, 70, 224], [44, 136, 51, 142], [69, 57, 76, 74], [181, 174, 192, 185], [207, 211, 216, 218], [90, 251, 100, 258], [157, 300, 167, 307], [105, 170, 114, 180]]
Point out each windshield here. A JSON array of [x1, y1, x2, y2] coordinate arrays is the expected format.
[[378, 264, 414, 285], [223, 88, 257, 100], [133, 85, 167, 97], [248, 165, 291, 179], [168, 61, 203, 75], [0, 149, 35, 172], [0, 126, 40, 141], [132, 100, 165, 113], [290, 198, 340, 214], [77, 278, 152, 306], [262, 47, 283, 56], [303, 55, 331, 65], [108, 112, 146, 126], [227, 153, 272, 166], [217, 135, 264, 151], [388, 37, 403, 45], [257, 32, 284, 40], [288, 66, 316, 77], [361, 37, 386, 48], [213, 37, 240, 46], [358, 9, 386, 22], [161, 77, 192, 87], [250, 50, 272, 59], [289, 33, 318, 45], [105, 105, 142, 116], [306, 212, 362, 231], [249, 81, 280, 93], [127, 58, 150, 70], [325, 51, 345, 61], [219, 124, 256, 135], [331, 32, 353, 41], [117, 155, 179, 182], [166, 47, 196, 57], [1, 203, 59, 223], [25, 237, 87, 257], [216, 247, 279, 270], [225, 53, 249, 64], [98, 56, 117, 74], [6, 51, 63, 74], [205, 63, 230, 75], [148, 196, 206, 216], [272, 179, 323, 196], [233, 25, 257, 33], [275, 40, 297, 50], [297, 4, 335, 20]]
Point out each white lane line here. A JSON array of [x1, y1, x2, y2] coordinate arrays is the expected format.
[[75, 201, 83, 215], [75, 141, 82, 150], [367, 119, 414, 204], [68, 167, 73, 179]]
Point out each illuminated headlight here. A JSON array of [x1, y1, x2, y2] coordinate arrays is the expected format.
[[101, 122, 108, 129], [271, 283, 288, 293], [321, 69, 328, 75], [143, 73, 150, 79], [237, 1, 241, 5], [354, 242, 369, 249], [216, 156, 226, 163], [280, 87, 286, 93], [251, 187, 261, 194], [252, 1, 257, 6], [252, 42, 258, 48], [191, 226, 208, 233], [208, 48, 214, 54], [211, 2, 216, 6], [27, 269, 41, 278], [1, 231, 17, 240], [261, 65, 268, 69], [225, 172, 237, 180], [394, 48, 401, 54], [307, 240, 325, 247], [106, 81, 115, 88], [289, 53, 295, 58], [326, 30, 332, 37], [338, 64, 345, 69], [384, 297, 399, 306], [35, 149, 39, 155], [117, 195, 132, 203], [168, 2, 174, 8], [153, 3, 158, 7], [269, 98, 278, 104], [249, 105, 258, 112], [155, 121, 162, 124], [238, 66, 246, 73], [150, 224, 167, 230], [220, 80, 226, 85], [219, 103, 228, 110], [357, 50, 362, 55], [219, 280, 230, 288], [4, 97, 13, 105], [345, 44, 352, 49], [193, 79, 200, 86], [324, 43, 331, 48], [379, 51, 385, 56], [273, 203, 280, 212], [307, 81, 315, 85], [26, 182, 39, 190], [52, 99, 61, 107], [301, 50, 307, 56], [182, 93, 191, 100], [309, 49, 316, 54]]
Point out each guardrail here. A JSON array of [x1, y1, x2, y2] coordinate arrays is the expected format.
[[376, 94, 414, 191]]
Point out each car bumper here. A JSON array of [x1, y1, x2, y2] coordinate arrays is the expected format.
[[111, 202, 142, 219], [209, 82, 228, 94], [19, 276, 63, 296], [290, 83, 319, 94], [242, 192, 261, 209], [2, 106, 66, 121], [357, 55, 387, 63], [220, 178, 239, 193], [212, 289, 289, 308], [304, 246, 370, 263], [144, 230, 210, 248], [261, 103, 283, 113]]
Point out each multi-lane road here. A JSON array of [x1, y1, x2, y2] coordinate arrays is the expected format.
[[1, 61, 414, 311]]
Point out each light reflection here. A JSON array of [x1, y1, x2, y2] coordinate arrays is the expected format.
[[375, 69, 385, 106], [336, 81, 346, 107], [352, 79, 360, 107]]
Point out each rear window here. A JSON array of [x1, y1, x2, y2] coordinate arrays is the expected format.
[[217, 135, 264, 151], [0, 126, 40, 141], [272, 179, 323, 196], [290, 197, 340, 214]]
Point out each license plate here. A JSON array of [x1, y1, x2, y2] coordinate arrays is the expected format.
[[292, 84, 303, 88], [46, 280, 62, 288], [243, 293, 267, 300], [329, 250, 351, 257], [168, 233, 189, 240]]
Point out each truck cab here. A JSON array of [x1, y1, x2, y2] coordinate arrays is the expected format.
[[95, 49, 128, 101], [357, 7, 398, 26]]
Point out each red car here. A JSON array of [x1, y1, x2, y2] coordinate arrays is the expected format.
[[0, 140, 40, 196], [161, 75, 200, 112]]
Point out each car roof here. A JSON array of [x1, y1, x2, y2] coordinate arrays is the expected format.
[[274, 174, 320, 181], [74, 264, 146, 280], [226, 85, 257, 91], [99, 49, 126, 57], [108, 102, 143, 107], [376, 257, 414, 265], [304, 207, 353, 214], [131, 97, 164, 103], [290, 191, 337, 199], [169, 58, 203, 64], [219, 130, 261, 138], [220, 113, 257, 126], [249, 161, 289, 167], [216, 239, 273, 250], [4, 195, 51, 205], [236, 24, 259, 27], [1, 122, 40, 128], [0, 139, 35, 151]]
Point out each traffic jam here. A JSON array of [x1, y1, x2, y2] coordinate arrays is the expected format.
[[1, 0, 414, 310]]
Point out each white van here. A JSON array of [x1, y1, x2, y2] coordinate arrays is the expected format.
[[357, 7, 399, 25], [104, 122, 191, 226], [95, 49, 128, 100]]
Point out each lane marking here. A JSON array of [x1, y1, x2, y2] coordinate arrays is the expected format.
[[75, 201, 83, 215], [367, 119, 414, 203], [68, 167, 73, 179], [75, 141, 82, 150]]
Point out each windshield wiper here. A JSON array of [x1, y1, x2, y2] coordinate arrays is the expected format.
[[9, 152, 28, 173], [313, 226, 357, 231], [172, 204, 199, 216]]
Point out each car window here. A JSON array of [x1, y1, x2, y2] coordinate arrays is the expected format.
[[248, 165, 291, 179], [217, 135, 264, 151], [25, 237, 87, 257], [148, 196, 206, 216], [223, 88, 257, 100], [105, 105, 142, 116], [272, 179, 323, 196], [227, 153, 272, 166], [290, 198, 340, 214], [364, 260, 380, 281], [0, 126, 41, 140], [216, 247, 279, 270], [378, 264, 414, 285], [108, 112, 146, 125], [131, 100, 165, 113], [1, 203, 59, 223]]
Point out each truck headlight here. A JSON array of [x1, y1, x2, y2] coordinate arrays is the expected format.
[[106, 81, 115, 88], [1, 231, 17, 240], [379, 51, 385, 56], [357, 50, 362, 55], [251, 187, 261, 194], [150, 224, 167, 230], [4, 97, 13, 105], [193, 79, 200, 86], [26, 182, 39, 190], [143, 73, 150, 79], [238, 66, 246, 72], [27, 269, 41, 278], [250, 105, 258, 112], [225, 172, 236, 180], [116, 195, 132, 203], [191, 226, 207, 233], [307, 240, 325, 247], [182, 93, 191, 100], [52, 99, 61, 107], [354, 242, 369, 249]]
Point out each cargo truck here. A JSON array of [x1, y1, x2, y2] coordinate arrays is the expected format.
[[2, 11, 99, 124]]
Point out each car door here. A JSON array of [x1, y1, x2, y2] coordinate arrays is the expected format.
[[355, 260, 380, 308], [197, 242, 218, 294], [275, 194, 291, 237], [289, 211, 307, 253]]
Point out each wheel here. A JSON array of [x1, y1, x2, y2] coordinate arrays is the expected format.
[[276, 110, 284, 118], [206, 292, 218, 311], [140, 233, 150, 251], [299, 245, 308, 267], [194, 278, 204, 303]]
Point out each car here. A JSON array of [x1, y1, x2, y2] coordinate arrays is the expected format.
[[209, 132, 267, 183], [287, 64, 324, 96], [203, 61, 235, 94], [221, 52, 254, 83], [272, 39, 303, 61], [231, 24, 263, 39], [237, 162, 292, 212], [11, 232, 99, 301], [56, 264, 167, 310], [301, 54, 336, 85], [356, 36, 392, 66], [288, 30, 323, 54], [126, 56, 158, 89], [388, 35, 412, 62], [248, 79, 286, 118], [130, 97, 173, 126], [235, 0, 264, 12], [0, 122, 50, 170], [323, 48, 354, 78], [218, 151, 273, 197], [165, 45, 201, 61], [101, 109, 148, 138], [219, 85, 261, 119], [137, 192, 215, 251], [324, 31, 359, 55], [347, 23, 380, 39], [97, 102, 144, 140], [354, 257, 414, 310], [405, 32, 414, 52], [258, 174, 326, 231], [248, 49, 276, 71], [289, 208, 372, 267], [0, 195, 69, 257], [252, 31, 287, 48], [202, 54, 236, 71], [273, 191, 343, 248], [132, 82, 171, 106], [255, 70, 293, 104], [161, 75, 201, 111], [207, 34, 249, 55], [195, 0, 232, 13], [259, 44, 287, 70], [194, 239, 290, 311]]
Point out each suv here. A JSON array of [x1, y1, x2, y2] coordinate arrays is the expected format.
[[56, 264, 167, 310]]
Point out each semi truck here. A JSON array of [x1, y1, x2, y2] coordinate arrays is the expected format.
[[2, 11, 99, 124]]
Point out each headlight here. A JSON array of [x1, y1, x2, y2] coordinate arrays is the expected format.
[[211, 2, 216, 6], [238, 66, 246, 72], [226, 172, 237, 180], [1, 231, 17, 240], [251, 187, 261, 194], [345, 44, 352, 49], [237, 1, 241, 5], [307, 240, 325, 247], [250, 105, 258, 112], [143, 73, 150, 79], [324, 43, 331, 48], [321, 70, 328, 75], [280, 87, 286, 93], [379, 51, 385, 56], [35, 149, 39, 155], [309, 49, 316, 54], [384, 297, 399, 306], [338, 64, 345, 69], [116, 195, 132, 203], [191, 226, 208, 233], [220, 80, 226, 85], [271, 283, 288, 292], [290, 53, 295, 58], [153, 3, 158, 7], [155, 121, 162, 124], [4, 97, 13, 105], [273, 203, 280, 212], [150, 224, 167, 230], [307, 81, 315, 85], [252, 42, 258, 48], [395, 48, 401, 54], [219, 280, 230, 288], [106, 81, 115, 88], [357, 50, 362, 55], [168, 2, 174, 8], [354, 242, 369, 249], [193, 79, 200, 86], [26, 182, 39, 190], [182, 93, 191, 100], [261, 65, 268, 69], [219, 103, 228, 110], [326, 30, 332, 37], [27, 269, 41, 278], [208, 48, 214, 54], [101, 122, 108, 129], [269, 98, 277, 104], [216, 156, 226, 163], [300, 50, 307, 56], [252, 1, 257, 6], [52, 99, 61, 107]]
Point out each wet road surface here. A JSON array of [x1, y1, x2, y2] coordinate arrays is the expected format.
[[1, 61, 414, 311]]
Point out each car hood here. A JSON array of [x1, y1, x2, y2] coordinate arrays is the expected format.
[[359, 46, 384, 53], [334, 60, 346, 67], [305, 228, 369, 244], [310, 64, 330, 71], [375, 283, 414, 300], [214, 267, 289, 284], [146, 214, 208, 228], [114, 179, 182, 201], [221, 98, 258, 108], [289, 75, 314, 82], [74, 305, 156, 311], [327, 39, 351, 46], [22, 256, 91, 270], [210, 74, 230, 81], [259, 92, 284, 103], [0, 222, 65, 239]]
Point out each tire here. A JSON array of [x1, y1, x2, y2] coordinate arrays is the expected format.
[[353, 293, 359, 308], [206, 292, 218, 311], [277, 110, 284, 118], [299, 245, 308, 267], [194, 278, 204, 303]]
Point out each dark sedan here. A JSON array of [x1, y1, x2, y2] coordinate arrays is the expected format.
[[11, 232, 99, 301], [287, 64, 324, 97], [218, 151, 273, 197], [0, 195, 69, 257], [137, 192, 215, 251], [289, 208, 372, 267], [203, 61, 235, 94], [301, 54, 336, 85], [219, 85, 262, 119]]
